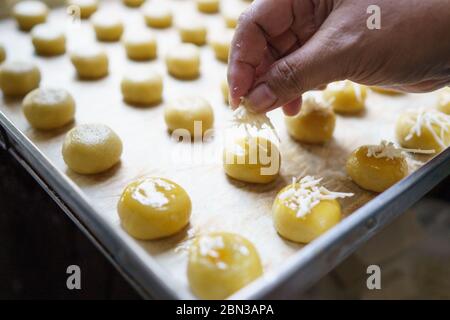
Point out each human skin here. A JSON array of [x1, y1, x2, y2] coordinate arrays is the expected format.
[[228, 0, 450, 115]]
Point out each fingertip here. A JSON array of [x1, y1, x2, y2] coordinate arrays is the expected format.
[[282, 97, 302, 116]]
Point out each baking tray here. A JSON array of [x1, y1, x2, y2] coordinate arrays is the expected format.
[[1, 0, 449, 299]]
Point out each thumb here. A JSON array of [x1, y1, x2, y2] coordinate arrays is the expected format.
[[244, 26, 352, 113]]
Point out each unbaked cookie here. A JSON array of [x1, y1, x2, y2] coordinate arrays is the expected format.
[[31, 23, 66, 56], [0, 61, 41, 96], [23, 88, 76, 130], [62, 124, 123, 174], [0, 44, 6, 64], [70, 45, 109, 79], [195, 0, 219, 14], [13, 0, 48, 31], [166, 43, 200, 79], [92, 12, 124, 42], [178, 20, 207, 46], [188, 232, 263, 299], [323, 81, 367, 114], [122, 0, 145, 8], [123, 30, 157, 61], [118, 177, 191, 240], [142, 3, 173, 29], [209, 28, 234, 63], [67, 0, 98, 19], [121, 69, 163, 106], [221, 78, 229, 104]]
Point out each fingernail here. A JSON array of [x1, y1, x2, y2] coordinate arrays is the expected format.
[[245, 83, 277, 112]]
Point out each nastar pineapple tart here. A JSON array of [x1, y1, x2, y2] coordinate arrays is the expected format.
[[0, 61, 41, 96], [13, 0, 48, 31], [323, 81, 367, 114], [166, 44, 201, 79], [123, 30, 157, 61], [31, 24, 66, 56], [195, 0, 220, 14], [143, 3, 173, 29], [122, 0, 145, 7], [67, 0, 98, 19], [62, 124, 123, 174], [209, 29, 234, 63], [70, 46, 109, 79], [121, 69, 163, 106], [188, 232, 263, 299], [178, 19, 207, 46], [118, 177, 191, 240], [273, 176, 353, 243], [92, 12, 124, 42]]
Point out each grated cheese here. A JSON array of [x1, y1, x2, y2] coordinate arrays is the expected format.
[[279, 176, 354, 218], [404, 110, 450, 149], [199, 235, 224, 258], [301, 92, 332, 115], [366, 140, 435, 159]]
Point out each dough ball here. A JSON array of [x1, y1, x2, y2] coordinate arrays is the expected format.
[[0, 44, 6, 64], [188, 232, 263, 299], [222, 1, 248, 28], [437, 88, 450, 115], [13, 0, 48, 31], [396, 110, 450, 153], [209, 28, 234, 63], [346, 145, 408, 193], [370, 86, 404, 95], [123, 30, 157, 61], [165, 43, 200, 79], [143, 3, 173, 29], [285, 94, 336, 144], [70, 45, 109, 79], [23, 88, 75, 130], [223, 136, 280, 184], [178, 20, 207, 46], [323, 81, 367, 114], [118, 177, 191, 240], [62, 124, 123, 174], [121, 69, 163, 106], [195, 0, 219, 14], [273, 182, 342, 244], [122, 0, 145, 8], [31, 23, 66, 56], [92, 12, 124, 42], [221, 78, 229, 104], [67, 0, 98, 19], [164, 96, 213, 137], [0, 61, 41, 97]]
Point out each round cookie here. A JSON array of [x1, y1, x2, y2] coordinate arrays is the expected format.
[[323, 81, 367, 114], [284, 94, 336, 144], [0, 61, 41, 96], [188, 232, 263, 300], [178, 20, 207, 46], [273, 176, 350, 243], [223, 136, 280, 184], [70, 45, 109, 79], [13, 0, 48, 31], [195, 0, 219, 14], [23, 88, 76, 130], [0, 44, 6, 64], [31, 23, 66, 56], [62, 124, 123, 174], [67, 0, 98, 19], [164, 96, 213, 137], [396, 110, 450, 153], [346, 143, 408, 193], [123, 30, 157, 61], [142, 3, 173, 29], [437, 88, 450, 115], [122, 0, 145, 7], [209, 28, 234, 63], [92, 12, 124, 42], [117, 177, 191, 240], [121, 69, 163, 106], [166, 43, 200, 79]]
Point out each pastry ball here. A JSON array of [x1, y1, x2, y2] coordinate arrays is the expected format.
[[23, 88, 76, 130], [273, 178, 344, 244], [0, 44, 6, 64], [122, 0, 145, 7], [118, 177, 191, 240], [346, 144, 408, 193], [31, 23, 66, 56], [13, 0, 48, 31], [121, 69, 163, 106], [178, 20, 207, 46], [222, 2, 248, 28], [164, 96, 213, 137], [285, 95, 336, 144], [0, 61, 41, 97], [92, 12, 124, 42], [123, 30, 157, 61], [142, 3, 173, 29], [323, 81, 367, 114], [221, 78, 229, 104], [67, 0, 98, 19], [195, 0, 219, 14], [223, 136, 280, 184], [396, 110, 450, 153], [62, 124, 123, 174], [70, 46, 108, 79], [209, 29, 234, 63], [370, 86, 404, 95], [166, 43, 200, 79], [188, 232, 263, 300], [437, 88, 450, 115]]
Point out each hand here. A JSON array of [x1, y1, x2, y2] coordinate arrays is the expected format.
[[228, 0, 450, 115]]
